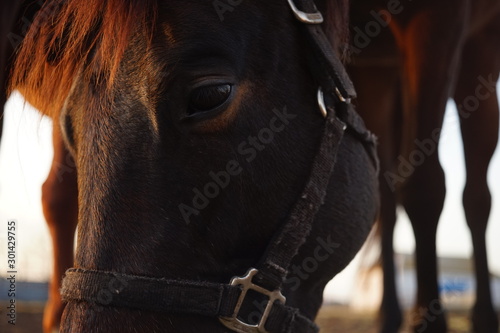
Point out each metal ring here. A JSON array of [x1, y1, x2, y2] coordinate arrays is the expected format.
[[287, 0, 324, 24], [317, 88, 328, 118], [219, 268, 286, 333]]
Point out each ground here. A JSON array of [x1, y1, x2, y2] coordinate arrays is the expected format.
[[0, 303, 484, 333], [317, 306, 475, 333]]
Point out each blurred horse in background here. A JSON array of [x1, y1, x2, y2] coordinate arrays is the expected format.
[[348, 0, 500, 332], [2, 1, 79, 332]]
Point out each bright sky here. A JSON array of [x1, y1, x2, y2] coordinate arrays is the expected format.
[[0, 86, 499, 302]]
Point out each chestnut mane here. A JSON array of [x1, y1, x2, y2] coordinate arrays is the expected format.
[[10, 0, 349, 118], [10, 0, 156, 117]]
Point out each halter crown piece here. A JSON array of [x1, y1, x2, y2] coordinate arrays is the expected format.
[[61, 1, 376, 332]]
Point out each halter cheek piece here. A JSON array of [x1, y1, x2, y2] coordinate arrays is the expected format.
[[61, 1, 377, 332]]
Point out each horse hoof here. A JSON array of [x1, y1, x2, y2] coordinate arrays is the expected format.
[[380, 320, 402, 333], [409, 305, 447, 333], [411, 316, 447, 333], [471, 305, 499, 333], [379, 305, 403, 333]]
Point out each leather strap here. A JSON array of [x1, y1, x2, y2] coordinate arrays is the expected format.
[[253, 103, 346, 291], [293, 0, 357, 100], [62, 268, 240, 317], [252, 0, 363, 293], [62, 268, 318, 333]]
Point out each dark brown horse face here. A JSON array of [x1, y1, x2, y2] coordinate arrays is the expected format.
[[66, 0, 323, 276], [60, 1, 377, 332]]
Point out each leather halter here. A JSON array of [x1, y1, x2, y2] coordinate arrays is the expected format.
[[61, 1, 376, 332]]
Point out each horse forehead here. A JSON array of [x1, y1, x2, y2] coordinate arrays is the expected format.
[[157, 1, 282, 45], [155, 13, 271, 70]]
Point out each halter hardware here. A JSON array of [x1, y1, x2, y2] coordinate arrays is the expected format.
[[219, 269, 286, 333], [317, 88, 328, 118], [335, 87, 351, 104], [287, 0, 323, 24]]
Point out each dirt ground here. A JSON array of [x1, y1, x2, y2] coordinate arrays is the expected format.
[[316, 306, 479, 333], [1, 302, 44, 333], [1, 302, 492, 333]]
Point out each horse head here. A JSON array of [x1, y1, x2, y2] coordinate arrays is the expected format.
[[11, 1, 378, 332]]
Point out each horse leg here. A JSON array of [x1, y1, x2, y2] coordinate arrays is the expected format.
[[378, 181, 402, 333], [395, 3, 468, 332], [348, 64, 403, 333], [402, 156, 446, 333], [0, 91, 5, 142], [0, 73, 7, 141], [42, 122, 78, 333], [454, 17, 500, 333]]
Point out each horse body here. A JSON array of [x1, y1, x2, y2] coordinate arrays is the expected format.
[[6, 0, 378, 332], [349, 0, 500, 332], [1, 1, 24, 140], [1, 1, 79, 332]]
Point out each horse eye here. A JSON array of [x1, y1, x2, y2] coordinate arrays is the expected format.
[[188, 84, 232, 114]]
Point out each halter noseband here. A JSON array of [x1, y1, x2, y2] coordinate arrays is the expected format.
[[61, 1, 377, 332]]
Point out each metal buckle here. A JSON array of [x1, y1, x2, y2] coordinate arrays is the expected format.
[[219, 269, 286, 333], [318, 87, 353, 118], [335, 87, 351, 104], [317, 88, 328, 118], [287, 0, 324, 24]]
